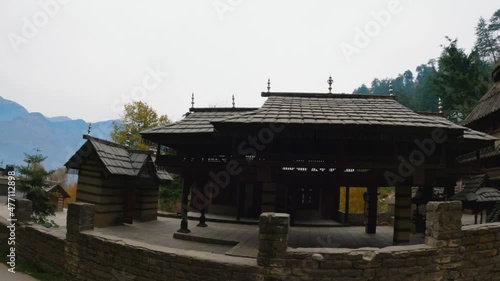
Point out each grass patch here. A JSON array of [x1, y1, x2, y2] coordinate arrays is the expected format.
[[0, 249, 65, 281]]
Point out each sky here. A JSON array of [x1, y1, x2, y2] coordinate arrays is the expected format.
[[0, 0, 498, 123]]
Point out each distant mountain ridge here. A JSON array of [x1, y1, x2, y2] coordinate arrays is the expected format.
[[0, 96, 117, 169]]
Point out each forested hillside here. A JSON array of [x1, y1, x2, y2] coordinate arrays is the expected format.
[[353, 9, 500, 123]]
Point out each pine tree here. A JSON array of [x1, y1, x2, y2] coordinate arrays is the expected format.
[[489, 9, 500, 49], [17, 153, 57, 226], [430, 38, 491, 122], [474, 17, 499, 62]]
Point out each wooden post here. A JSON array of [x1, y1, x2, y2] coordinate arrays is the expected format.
[[333, 185, 340, 221], [197, 207, 207, 227], [178, 177, 191, 233], [344, 186, 350, 224], [365, 186, 378, 234], [393, 186, 412, 245], [236, 183, 243, 221], [195, 181, 208, 227]]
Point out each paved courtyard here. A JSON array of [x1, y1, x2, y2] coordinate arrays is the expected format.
[[0, 204, 478, 259]]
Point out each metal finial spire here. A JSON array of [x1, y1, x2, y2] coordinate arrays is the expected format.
[[267, 78, 271, 93], [389, 81, 394, 96], [191, 93, 195, 108], [232, 95, 235, 108], [87, 122, 92, 135], [438, 97, 443, 114], [125, 131, 132, 147], [327, 76, 333, 93]]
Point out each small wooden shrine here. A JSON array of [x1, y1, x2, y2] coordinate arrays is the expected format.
[[44, 184, 70, 212], [65, 135, 172, 227]]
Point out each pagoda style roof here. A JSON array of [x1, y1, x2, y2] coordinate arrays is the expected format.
[[212, 93, 464, 129], [462, 63, 500, 126], [65, 135, 172, 181], [142, 92, 499, 147]]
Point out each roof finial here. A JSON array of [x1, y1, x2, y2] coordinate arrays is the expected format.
[[438, 97, 443, 114], [126, 131, 132, 147], [267, 78, 271, 93], [232, 94, 235, 108], [327, 76, 333, 93], [191, 93, 195, 108], [389, 81, 394, 96], [87, 122, 92, 135]]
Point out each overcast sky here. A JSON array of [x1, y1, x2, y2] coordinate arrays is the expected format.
[[1, 0, 498, 122]]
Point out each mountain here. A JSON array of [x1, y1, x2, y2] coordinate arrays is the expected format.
[[0, 96, 117, 169], [0, 96, 29, 121]]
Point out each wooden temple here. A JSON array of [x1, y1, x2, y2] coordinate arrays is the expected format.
[[455, 63, 500, 222], [65, 135, 172, 227], [459, 63, 500, 185], [141, 82, 497, 245]]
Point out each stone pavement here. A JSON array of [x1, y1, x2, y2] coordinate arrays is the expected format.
[[0, 264, 39, 281], [0, 203, 481, 259]]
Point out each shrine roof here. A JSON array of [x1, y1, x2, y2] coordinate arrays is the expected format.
[[65, 135, 172, 180]]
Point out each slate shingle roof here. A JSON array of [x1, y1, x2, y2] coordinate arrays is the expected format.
[[212, 93, 465, 129], [452, 174, 486, 202], [462, 83, 500, 126], [141, 108, 258, 135], [44, 184, 71, 198], [462, 63, 500, 126], [452, 174, 500, 203], [470, 188, 500, 203], [423, 115, 498, 142], [65, 135, 172, 180]]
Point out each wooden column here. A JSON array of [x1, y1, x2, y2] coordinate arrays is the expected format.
[[195, 181, 208, 227], [236, 183, 244, 221], [344, 186, 350, 224], [177, 177, 191, 233], [393, 186, 412, 245], [365, 186, 378, 234], [333, 185, 340, 221]]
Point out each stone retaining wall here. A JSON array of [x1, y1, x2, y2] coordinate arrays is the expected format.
[[1, 201, 500, 280]]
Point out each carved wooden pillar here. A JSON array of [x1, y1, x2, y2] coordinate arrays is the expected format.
[[393, 186, 412, 245]]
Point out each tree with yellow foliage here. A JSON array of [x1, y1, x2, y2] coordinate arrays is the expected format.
[[110, 101, 170, 150]]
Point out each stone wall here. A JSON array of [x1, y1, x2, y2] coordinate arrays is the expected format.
[[64, 203, 263, 281], [1, 201, 500, 280], [257, 201, 500, 281]]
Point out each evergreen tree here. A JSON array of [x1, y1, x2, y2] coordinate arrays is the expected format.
[[412, 63, 437, 112], [17, 153, 57, 226], [488, 9, 500, 52], [474, 17, 499, 62], [430, 38, 490, 122]]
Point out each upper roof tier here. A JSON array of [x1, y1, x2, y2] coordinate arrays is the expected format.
[[212, 92, 463, 128]]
